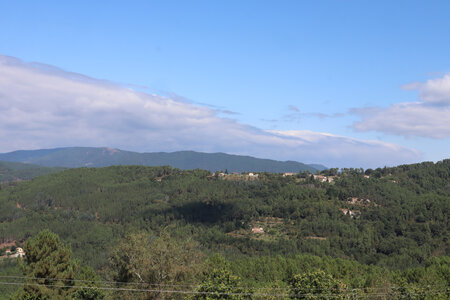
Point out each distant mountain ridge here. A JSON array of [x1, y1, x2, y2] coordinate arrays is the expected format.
[[0, 147, 326, 173]]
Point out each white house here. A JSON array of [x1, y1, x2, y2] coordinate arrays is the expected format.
[[251, 227, 264, 234], [6, 247, 25, 258]]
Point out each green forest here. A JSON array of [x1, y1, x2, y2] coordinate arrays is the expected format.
[[0, 160, 448, 299], [0, 161, 65, 183]]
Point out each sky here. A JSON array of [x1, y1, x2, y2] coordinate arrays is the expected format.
[[0, 0, 449, 168]]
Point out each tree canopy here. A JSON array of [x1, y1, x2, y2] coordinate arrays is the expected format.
[[0, 160, 448, 298]]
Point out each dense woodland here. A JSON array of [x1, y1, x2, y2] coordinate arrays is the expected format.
[[0, 161, 65, 183], [0, 160, 448, 299]]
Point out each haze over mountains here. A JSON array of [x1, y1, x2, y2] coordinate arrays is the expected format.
[[0, 147, 326, 173]]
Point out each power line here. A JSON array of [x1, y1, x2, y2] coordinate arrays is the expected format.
[[0, 275, 447, 293], [0, 281, 306, 297], [0, 275, 287, 290], [0, 280, 447, 298]]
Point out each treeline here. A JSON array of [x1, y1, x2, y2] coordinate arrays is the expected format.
[[0, 161, 65, 183]]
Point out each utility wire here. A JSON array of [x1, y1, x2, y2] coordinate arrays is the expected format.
[[0, 280, 447, 298], [1, 275, 447, 292], [0, 275, 287, 290], [0, 281, 329, 297]]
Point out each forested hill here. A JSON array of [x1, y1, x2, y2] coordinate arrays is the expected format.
[[0, 147, 325, 173], [0, 161, 65, 183], [0, 159, 448, 272]]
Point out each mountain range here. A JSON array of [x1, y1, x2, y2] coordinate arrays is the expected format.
[[0, 147, 326, 173]]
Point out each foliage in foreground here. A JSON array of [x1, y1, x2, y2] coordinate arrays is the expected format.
[[0, 230, 448, 299], [109, 231, 202, 299], [193, 255, 252, 300], [288, 270, 345, 299], [11, 230, 103, 300]]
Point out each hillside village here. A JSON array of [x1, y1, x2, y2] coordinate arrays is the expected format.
[[0, 243, 25, 259]]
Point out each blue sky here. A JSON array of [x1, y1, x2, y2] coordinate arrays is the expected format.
[[0, 1, 449, 168]]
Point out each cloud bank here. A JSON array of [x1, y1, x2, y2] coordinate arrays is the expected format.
[[352, 75, 450, 139], [0, 55, 420, 168]]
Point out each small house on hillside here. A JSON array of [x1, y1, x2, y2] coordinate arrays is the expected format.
[[313, 175, 328, 182], [251, 227, 264, 234], [15, 247, 25, 257], [5, 247, 25, 258], [283, 172, 294, 177], [339, 208, 359, 218]]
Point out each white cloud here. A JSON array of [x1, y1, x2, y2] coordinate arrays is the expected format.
[[352, 74, 450, 139], [268, 130, 420, 167], [402, 74, 450, 105], [0, 55, 421, 168]]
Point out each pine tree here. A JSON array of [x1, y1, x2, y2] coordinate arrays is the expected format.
[[289, 270, 346, 299], [194, 255, 252, 300], [17, 230, 76, 299]]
